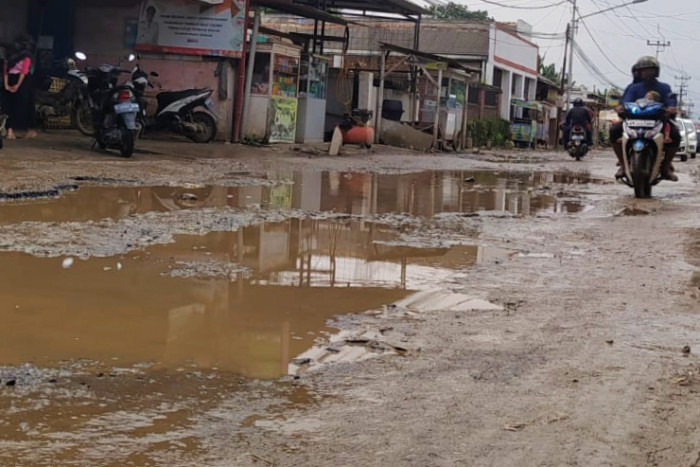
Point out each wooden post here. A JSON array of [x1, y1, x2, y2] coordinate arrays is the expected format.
[[432, 68, 443, 149], [461, 78, 469, 150], [375, 50, 387, 145], [239, 7, 260, 141]]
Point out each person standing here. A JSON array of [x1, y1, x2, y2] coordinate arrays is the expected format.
[[2, 34, 36, 139]]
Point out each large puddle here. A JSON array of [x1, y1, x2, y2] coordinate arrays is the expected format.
[[0, 169, 596, 378], [0, 170, 598, 224], [0, 218, 510, 380], [0, 170, 582, 462]]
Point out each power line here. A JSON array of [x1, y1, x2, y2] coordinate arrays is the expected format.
[[572, 42, 622, 90], [478, 0, 570, 10], [576, 16, 627, 76]]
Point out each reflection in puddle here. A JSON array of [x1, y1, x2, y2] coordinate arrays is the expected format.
[[0, 218, 508, 379], [0, 170, 597, 224]]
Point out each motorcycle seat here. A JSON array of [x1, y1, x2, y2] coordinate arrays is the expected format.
[[156, 89, 210, 107]]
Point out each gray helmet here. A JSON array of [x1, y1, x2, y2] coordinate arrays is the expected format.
[[573, 98, 583, 107], [635, 56, 660, 78]]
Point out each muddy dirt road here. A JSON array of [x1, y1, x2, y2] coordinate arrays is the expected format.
[[0, 133, 698, 466]]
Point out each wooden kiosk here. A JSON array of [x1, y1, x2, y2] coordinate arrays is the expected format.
[[246, 42, 302, 143]]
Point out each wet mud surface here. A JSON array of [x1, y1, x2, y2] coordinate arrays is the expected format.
[[0, 136, 699, 465]]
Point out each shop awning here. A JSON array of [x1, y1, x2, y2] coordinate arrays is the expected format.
[[380, 42, 481, 74]]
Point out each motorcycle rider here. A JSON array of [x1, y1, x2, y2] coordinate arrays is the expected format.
[[562, 98, 593, 148], [610, 56, 679, 181]]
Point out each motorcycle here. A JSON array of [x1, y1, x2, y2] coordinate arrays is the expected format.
[[80, 53, 140, 158], [567, 125, 589, 161], [33, 56, 89, 132], [618, 97, 667, 198], [130, 63, 219, 143]]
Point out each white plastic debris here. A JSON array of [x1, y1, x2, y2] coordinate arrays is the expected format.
[[62, 257, 74, 269]]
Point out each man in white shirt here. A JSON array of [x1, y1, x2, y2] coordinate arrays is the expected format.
[[137, 5, 159, 45]]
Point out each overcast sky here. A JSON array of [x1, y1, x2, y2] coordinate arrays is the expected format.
[[419, 0, 700, 117]]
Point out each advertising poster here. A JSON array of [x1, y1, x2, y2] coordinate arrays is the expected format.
[[135, 0, 246, 57], [268, 97, 298, 143]]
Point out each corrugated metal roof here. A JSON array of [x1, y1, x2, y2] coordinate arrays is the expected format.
[[419, 20, 490, 57], [292, 0, 427, 16]]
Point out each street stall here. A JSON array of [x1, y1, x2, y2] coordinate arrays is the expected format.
[[240, 0, 427, 146], [376, 43, 477, 151], [509, 98, 542, 148], [246, 41, 302, 143], [241, 0, 352, 143], [418, 69, 471, 150]]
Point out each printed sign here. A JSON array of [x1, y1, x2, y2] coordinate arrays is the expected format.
[[135, 0, 245, 57], [269, 97, 298, 143]]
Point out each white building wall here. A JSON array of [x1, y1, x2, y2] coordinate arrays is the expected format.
[[485, 24, 539, 121]]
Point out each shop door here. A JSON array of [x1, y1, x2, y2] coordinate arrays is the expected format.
[[28, 0, 77, 74]]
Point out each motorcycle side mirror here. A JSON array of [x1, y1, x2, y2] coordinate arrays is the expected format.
[[150, 71, 159, 77], [127, 53, 136, 62], [75, 51, 87, 61]]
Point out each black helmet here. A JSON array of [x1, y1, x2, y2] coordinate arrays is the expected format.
[[573, 98, 583, 107], [635, 56, 660, 78]]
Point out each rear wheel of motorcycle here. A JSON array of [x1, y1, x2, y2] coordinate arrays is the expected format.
[[631, 151, 652, 199], [75, 102, 96, 137], [120, 130, 135, 158], [188, 111, 217, 143]]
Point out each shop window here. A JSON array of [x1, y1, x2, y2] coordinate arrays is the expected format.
[[468, 85, 480, 104], [272, 54, 299, 98], [485, 90, 498, 107], [251, 53, 271, 95]]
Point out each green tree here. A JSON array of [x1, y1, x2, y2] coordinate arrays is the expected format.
[[538, 57, 560, 83], [428, 2, 490, 20]]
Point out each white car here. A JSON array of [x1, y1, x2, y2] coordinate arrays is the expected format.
[[675, 118, 697, 161]]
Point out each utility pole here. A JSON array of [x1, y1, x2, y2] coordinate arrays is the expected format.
[[647, 25, 670, 59], [560, 23, 569, 94], [565, 0, 649, 110], [675, 75, 691, 116], [647, 39, 670, 59], [565, 0, 577, 111]]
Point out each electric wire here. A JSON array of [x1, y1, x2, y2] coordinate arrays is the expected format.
[[576, 16, 627, 76], [478, 0, 570, 10]]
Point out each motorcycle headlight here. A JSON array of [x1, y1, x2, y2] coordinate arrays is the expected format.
[[644, 122, 664, 139]]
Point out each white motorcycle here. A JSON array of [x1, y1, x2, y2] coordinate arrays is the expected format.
[[618, 97, 667, 198]]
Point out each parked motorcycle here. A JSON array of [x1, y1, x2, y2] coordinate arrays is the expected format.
[[618, 97, 667, 198], [33, 56, 89, 132], [130, 63, 218, 143], [80, 53, 140, 158]]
